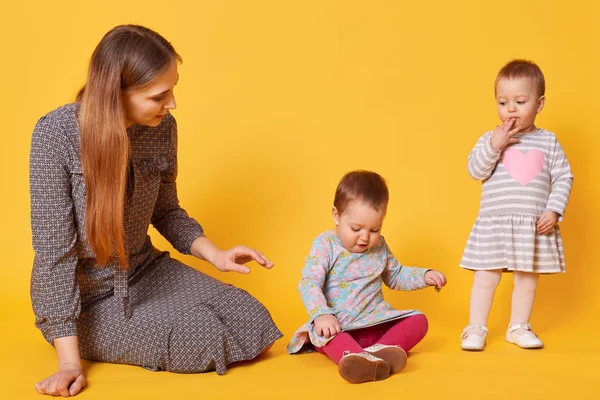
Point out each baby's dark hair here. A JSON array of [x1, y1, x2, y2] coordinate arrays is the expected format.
[[333, 170, 389, 215], [495, 59, 545, 98]]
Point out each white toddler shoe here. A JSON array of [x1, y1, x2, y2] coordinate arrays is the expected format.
[[505, 323, 544, 349], [461, 323, 488, 351], [363, 343, 407, 373], [338, 351, 390, 383]]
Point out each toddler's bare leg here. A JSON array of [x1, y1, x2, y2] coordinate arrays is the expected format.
[[469, 269, 503, 335], [510, 271, 540, 335]]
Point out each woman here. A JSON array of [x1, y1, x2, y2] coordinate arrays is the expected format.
[[30, 25, 282, 397]]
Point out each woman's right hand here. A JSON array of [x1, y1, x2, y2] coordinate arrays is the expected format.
[[35, 363, 86, 397], [314, 314, 341, 338], [491, 117, 522, 151]]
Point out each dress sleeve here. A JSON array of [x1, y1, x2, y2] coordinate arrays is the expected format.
[[544, 136, 573, 220], [298, 235, 335, 321], [381, 240, 429, 291], [30, 115, 81, 340], [467, 132, 502, 181], [151, 118, 204, 254]]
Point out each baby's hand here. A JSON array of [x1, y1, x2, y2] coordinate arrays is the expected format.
[[491, 118, 522, 151], [425, 270, 447, 291], [537, 210, 559, 235], [314, 314, 341, 338]]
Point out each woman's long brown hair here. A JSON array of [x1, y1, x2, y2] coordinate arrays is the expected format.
[[77, 25, 180, 268]]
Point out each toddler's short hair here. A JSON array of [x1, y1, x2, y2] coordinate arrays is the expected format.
[[495, 59, 545, 98], [334, 170, 389, 215]]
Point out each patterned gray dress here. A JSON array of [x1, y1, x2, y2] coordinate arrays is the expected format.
[[29, 103, 282, 374]]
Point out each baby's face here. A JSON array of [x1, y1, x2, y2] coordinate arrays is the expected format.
[[333, 200, 386, 253], [495, 77, 544, 133]]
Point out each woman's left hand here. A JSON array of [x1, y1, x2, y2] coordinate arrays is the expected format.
[[191, 236, 274, 275], [424, 270, 447, 290], [213, 246, 274, 274]]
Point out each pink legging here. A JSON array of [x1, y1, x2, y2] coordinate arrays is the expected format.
[[315, 314, 429, 363]]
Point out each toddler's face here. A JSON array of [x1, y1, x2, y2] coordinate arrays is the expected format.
[[333, 200, 386, 253], [495, 77, 545, 133]]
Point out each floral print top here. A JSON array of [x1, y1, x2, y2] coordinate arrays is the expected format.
[[287, 230, 429, 353]]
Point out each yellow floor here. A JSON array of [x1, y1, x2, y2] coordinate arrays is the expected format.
[[4, 300, 599, 400]]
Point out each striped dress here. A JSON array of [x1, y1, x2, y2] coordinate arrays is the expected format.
[[460, 128, 573, 273]]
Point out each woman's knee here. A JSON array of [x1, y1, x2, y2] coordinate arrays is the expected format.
[[226, 287, 271, 319]]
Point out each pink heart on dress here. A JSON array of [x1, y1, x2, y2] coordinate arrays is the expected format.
[[502, 148, 545, 186]]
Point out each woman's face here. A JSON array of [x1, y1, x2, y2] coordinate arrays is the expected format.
[[122, 58, 178, 128]]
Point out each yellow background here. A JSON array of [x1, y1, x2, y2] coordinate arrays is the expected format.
[[2, 0, 598, 398]]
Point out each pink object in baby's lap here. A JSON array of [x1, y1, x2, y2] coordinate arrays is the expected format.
[[502, 148, 545, 186]]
